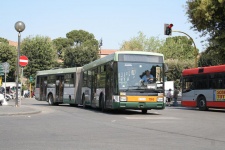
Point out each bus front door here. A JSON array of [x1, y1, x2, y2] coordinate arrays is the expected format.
[[40, 77, 47, 101], [55, 76, 64, 103]]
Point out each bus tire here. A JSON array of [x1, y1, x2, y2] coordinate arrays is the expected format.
[[142, 109, 148, 114], [198, 96, 208, 111], [48, 94, 54, 106], [100, 96, 105, 112], [82, 94, 86, 108], [70, 104, 78, 107]]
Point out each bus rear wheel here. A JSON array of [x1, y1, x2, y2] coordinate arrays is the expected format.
[[82, 94, 86, 108], [142, 109, 147, 114], [198, 96, 208, 111], [48, 94, 54, 106], [100, 96, 105, 112]]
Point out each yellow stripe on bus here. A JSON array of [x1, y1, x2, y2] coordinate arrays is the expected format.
[[126, 96, 157, 102]]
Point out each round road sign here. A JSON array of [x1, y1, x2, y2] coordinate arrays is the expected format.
[[19, 55, 28, 67]]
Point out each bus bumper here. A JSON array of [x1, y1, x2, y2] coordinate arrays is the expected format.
[[112, 102, 165, 110]]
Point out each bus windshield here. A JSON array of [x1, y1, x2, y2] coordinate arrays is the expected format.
[[118, 62, 163, 91]]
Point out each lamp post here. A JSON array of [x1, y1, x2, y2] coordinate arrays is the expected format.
[[14, 21, 25, 107]]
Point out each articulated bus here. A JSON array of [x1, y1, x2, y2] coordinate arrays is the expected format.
[[35, 51, 167, 113], [35, 67, 83, 106], [81, 51, 166, 113], [181, 64, 225, 110]]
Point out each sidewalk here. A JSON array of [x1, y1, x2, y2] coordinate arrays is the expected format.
[[0, 99, 41, 116]]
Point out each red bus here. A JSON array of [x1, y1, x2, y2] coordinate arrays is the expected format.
[[181, 64, 225, 110]]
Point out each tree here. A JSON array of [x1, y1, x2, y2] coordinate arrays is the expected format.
[[21, 36, 58, 80], [158, 36, 196, 85], [198, 45, 222, 66], [0, 42, 17, 81], [120, 31, 163, 52], [52, 37, 74, 59], [159, 36, 197, 60], [186, 0, 225, 64], [165, 59, 194, 87], [0, 37, 9, 44], [64, 30, 99, 67]]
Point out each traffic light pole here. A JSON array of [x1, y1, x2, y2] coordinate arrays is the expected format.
[[172, 30, 198, 68]]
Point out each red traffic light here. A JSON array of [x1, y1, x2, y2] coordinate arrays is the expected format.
[[164, 23, 173, 35], [168, 24, 173, 28]]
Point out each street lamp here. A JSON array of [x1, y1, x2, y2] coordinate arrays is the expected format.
[[14, 21, 25, 107]]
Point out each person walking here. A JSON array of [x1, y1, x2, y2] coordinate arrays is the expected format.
[[173, 87, 179, 106], [166, 89, 172, 106]]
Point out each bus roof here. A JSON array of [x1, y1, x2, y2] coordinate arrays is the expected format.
[[83, 51, 164, 71], [182, 64, 225, 76], [36, 67, 81, 76]]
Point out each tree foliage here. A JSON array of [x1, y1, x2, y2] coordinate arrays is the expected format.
[[0, 37, 9, 44], [159, 36, 197, 60], [198, 45, 222, 66], [64, 30, 99, 67], [165, 59, 194, 87], [21, 36, 58, 79], [120, 31, 163, 52], [52, 37, 74, 59], [0, 42, 17, 81], [186, 0, 225, 65]]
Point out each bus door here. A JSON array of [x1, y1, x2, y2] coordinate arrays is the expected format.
[[55, 75, 64, 103], [182, 76, 196, 105], [105, 63, 113, 107], [40, 77, 47, 101], [91, 69, 97, 107]]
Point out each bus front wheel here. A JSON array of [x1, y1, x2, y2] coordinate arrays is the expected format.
[[100, 96, 105, 112], [48, 94, 54, 106], [142, 109, 147, 114], [198, 96, 208, 111], [82, 94, 86, 108]]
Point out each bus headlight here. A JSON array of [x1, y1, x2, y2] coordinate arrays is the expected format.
[[157, 97, 163, 102], [120, 96, 127, 102]]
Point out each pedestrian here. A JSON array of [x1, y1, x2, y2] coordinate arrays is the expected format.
[[166, 89, 172, 106], [173, 87, 179, 106]]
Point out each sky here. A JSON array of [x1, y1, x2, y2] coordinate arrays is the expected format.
[[0, 0, 207, 52]]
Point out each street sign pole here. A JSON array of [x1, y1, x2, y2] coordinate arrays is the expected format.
[[29, 76, 33, 98], [19, 55, 28, 104], [21, 67, 23, 105], [4, 68, 6, 99]]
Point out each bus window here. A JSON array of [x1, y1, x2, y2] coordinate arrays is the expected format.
[[182, 76, 194, 92], [196, 74, 208, 89]]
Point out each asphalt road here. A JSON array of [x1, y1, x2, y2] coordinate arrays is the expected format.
[[1, 98, 225, 150]]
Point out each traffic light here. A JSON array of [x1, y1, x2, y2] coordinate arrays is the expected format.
[[164, 23, 173, 35]]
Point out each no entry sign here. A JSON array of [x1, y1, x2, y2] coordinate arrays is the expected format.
[[19, 55, 28, 67]]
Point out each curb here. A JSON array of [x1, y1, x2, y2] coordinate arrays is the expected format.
[[0, 110, 42, 116]]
